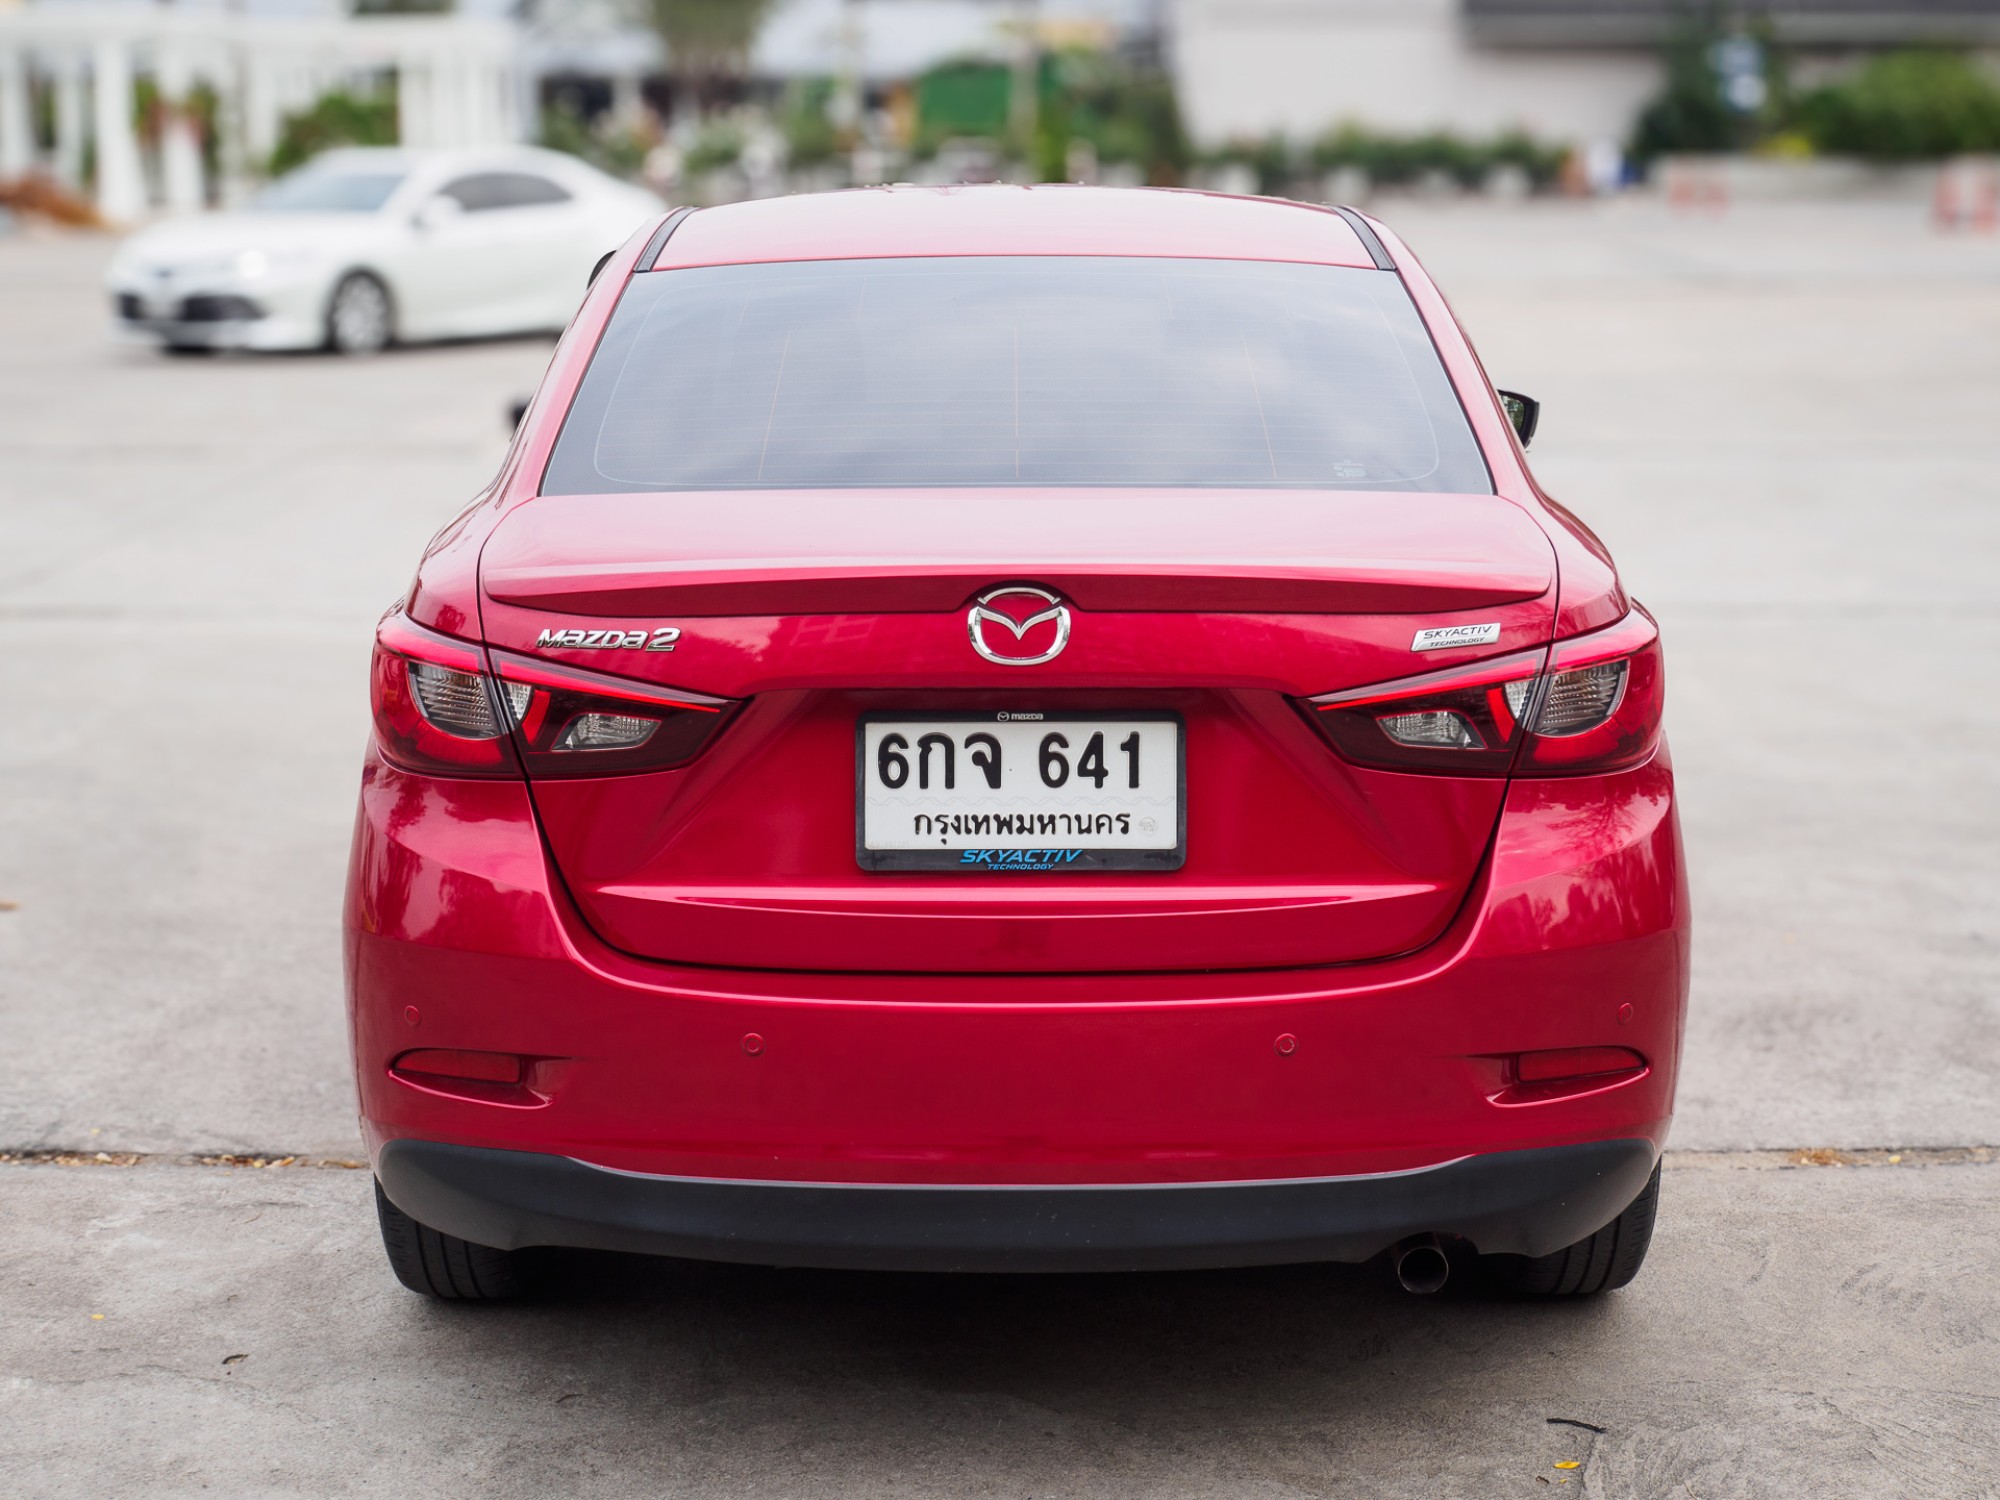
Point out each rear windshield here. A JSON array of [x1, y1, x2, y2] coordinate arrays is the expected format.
[[542, 256, 1490, 494]]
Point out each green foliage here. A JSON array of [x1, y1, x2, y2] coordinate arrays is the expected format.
[[913, 49, 1190, 186], [1796, 51, 2000, 160], [1305, 124, 1565, 189], [268, 89, 397, 177], [779, 78, 842, 168], [683, 117, 745, 174], [1042, 50, 1189, 185], [1627, 10, 1789, 163], [1088, 72, 1189, 184], [1485, 129, 1570, 186], [538, 102, 648, 179], [1630, 16, 1741, 161]]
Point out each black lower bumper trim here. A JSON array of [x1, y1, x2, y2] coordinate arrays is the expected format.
[[377, 1138, 1660, 1273]]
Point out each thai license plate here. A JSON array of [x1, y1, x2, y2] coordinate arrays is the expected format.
[[857, 712, 1184, 872]]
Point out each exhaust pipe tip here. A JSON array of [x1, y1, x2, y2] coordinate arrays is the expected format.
[[1392, 1234, 1451, 1295]]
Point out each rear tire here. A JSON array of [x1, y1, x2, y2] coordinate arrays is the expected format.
[[374, 1178, 527, 1300], [1482, 1161, 1661, 1297], [326, 272, 393, 356]]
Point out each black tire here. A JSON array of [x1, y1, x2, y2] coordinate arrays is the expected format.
[[1483, 1161, 1661, 1297], [325, 271, 394, 356], [161, 341, 216, 357], [374, 1178, 527, 1300]]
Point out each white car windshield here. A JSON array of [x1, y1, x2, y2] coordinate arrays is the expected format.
[[252, 169, 406, 213]]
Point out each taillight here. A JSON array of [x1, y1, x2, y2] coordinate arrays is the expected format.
[[1302, 608, 1664, 777], [371, 613, 521, 777], [370, 610, 736, 779], [1516, 609, 1664, 774], [486, 648, 735, 777], [1304, 648, 1546, 775]]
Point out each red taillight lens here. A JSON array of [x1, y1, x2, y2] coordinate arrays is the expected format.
[[370, 611, 736, 779], [487, 649, 735, 778], [1301, 609, 1664, 778], [1303, 648, 1547, 775], [371, 613, 521, 778], [1516, 610, 1664, 775]]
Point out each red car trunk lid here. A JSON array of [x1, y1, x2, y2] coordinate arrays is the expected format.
[[480, 489, 1556, 974]]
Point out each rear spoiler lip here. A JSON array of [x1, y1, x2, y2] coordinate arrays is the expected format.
[[480, 563, 1551, 618]]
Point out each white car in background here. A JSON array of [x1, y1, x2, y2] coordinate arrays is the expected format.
[[107, 147, 665, 355]]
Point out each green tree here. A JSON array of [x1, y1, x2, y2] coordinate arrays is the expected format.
[[1629, 8, 1741, 164], [269, 90, 399, 176], [1797, 51, 2000, 160], [642, 0, 782, 117]]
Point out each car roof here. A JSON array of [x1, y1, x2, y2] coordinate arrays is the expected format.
[[651, 185, 1382, 271]]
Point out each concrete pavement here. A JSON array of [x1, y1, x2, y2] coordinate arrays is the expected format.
[[1, 201, 1997, 1496], [4, 1155, 1995, 1498]]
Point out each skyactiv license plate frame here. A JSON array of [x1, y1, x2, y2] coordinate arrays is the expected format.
[[856, 710, 1187, 873]]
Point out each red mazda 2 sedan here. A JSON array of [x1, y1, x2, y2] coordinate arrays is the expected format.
[[348, 187, 1686, 1301]]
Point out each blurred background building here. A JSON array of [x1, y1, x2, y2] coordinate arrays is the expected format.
[[3, 0, 2000, 225], [1176, 1, 2000, 146]]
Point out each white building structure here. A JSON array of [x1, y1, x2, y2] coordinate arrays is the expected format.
[[0, 3, 526, 222], [1170, 0, 1658, 147], [1169, 0, 2000, 149]]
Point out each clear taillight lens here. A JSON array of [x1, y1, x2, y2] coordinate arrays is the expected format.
[[1302, 609, 1664, 777], [1303, 648, 1546, 775], [371, 613, 521, 777], [487, 648, 735, 777], [407, 661, 529, 739], [1517, 610, 1663, 774], [370, 610, 736, 779]]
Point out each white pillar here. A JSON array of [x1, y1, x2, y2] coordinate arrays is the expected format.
[[211, 47, 249, 203], [54, 55, 86, 187], [398, 60, 430, 149], [508, 60, 534, 143], [244, 52, 280, 165], [435, 58, 464, 148], [93, 38, 147, 221], [0, 47, 33, 180], [481, 59, 509, 144], [156, 45, 205, 214], [476, 61, 502, 145]]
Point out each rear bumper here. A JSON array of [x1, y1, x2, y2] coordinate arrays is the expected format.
[[377, 1136, 1660, 1271], [347, 751, 1689, 1195]]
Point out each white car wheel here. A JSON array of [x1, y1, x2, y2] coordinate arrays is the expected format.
[[327, 273, 393, 356]]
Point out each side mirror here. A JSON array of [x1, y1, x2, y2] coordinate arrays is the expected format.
[[507, 398, 530, 430], [414, 195, 464, 232], [1497, 389, 1540, 448]]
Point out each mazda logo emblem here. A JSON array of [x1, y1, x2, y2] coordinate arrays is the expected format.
[[967, 585, 1070, 666]]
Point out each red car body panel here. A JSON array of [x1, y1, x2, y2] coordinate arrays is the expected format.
[[478, 487, 1560, 972], [349, 188, 1688, 1269], [478, 487, 1554, 618], [346, 748, 1685, 1185]]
